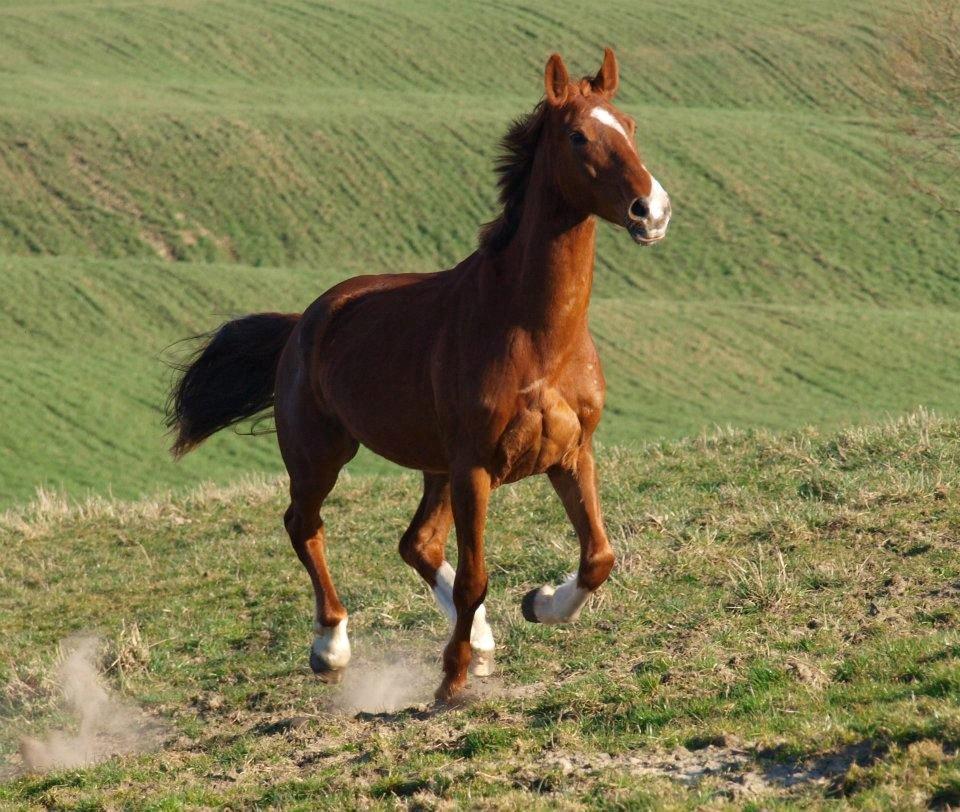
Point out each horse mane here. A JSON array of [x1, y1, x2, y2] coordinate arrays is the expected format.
[[478, 99, 549, 254]]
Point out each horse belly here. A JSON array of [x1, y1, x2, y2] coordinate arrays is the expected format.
[[331, 383, 447, 471]]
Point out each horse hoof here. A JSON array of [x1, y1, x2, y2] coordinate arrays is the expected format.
[[310, 649, 345, 684], [521, 588, 541, 623], [434, 677, 467, 704], [470, 647, 495, 677]]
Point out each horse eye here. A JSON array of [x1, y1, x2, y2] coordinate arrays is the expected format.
[[569, 130, 588, 146]]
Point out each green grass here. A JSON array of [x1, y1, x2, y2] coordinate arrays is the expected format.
[[1, 1, 959, 506], [7, 255, 960, 506], [3, 3, 958, 807], [1, 412, 958, 807]]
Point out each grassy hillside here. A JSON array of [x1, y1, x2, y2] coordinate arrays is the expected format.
[[0, 0, 954, 300], [6, 256, 960, 506], [1, 0, 959, 505], [1, 413, 958, 806]]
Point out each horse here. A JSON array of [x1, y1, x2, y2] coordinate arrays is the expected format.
[[166, 48, 671, 702]]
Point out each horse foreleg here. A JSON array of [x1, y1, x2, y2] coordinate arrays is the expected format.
[[436, 466, 491, 701], [523, 447, 614, 624], [399, 473, 495, 677]]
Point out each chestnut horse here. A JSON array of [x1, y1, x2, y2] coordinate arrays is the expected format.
[[167, 49, 671, 701]]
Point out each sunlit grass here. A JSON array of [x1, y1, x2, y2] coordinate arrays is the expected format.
[[1, 412, 958, 806]]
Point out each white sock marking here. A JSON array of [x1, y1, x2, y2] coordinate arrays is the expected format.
[[432, 560, 458, 624], [312, 618, 351, 670], [432, 561, 496, 674], [532, 573, 591, 624], [590, 107, 631, 147]]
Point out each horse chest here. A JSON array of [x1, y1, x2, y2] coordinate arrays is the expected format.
[[492, 386, 584, 483]]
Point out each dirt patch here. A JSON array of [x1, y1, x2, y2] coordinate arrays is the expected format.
[[321, 646, 540, 717], [326, 650, 436, 716], [540, 738, 887, 797], [173, 211, 238, 259], [68, 152, 176, 261], [67, 155, 235, 261]]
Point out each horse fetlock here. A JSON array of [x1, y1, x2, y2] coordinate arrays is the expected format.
[[522, 574, 591, 624], [434, 562, 497, 656], [435, 675, 468, 704], [469, 604, 495, 648], [469, 605, 496, 676], [438, 636, 473, 700], [311, 618, 350, 680]]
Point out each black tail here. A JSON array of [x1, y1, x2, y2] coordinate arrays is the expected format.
[[165, 312, 300, 458]]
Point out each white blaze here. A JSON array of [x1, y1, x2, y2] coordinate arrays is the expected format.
[[646, 173, 668, 222], [590, 106, 631, 147]]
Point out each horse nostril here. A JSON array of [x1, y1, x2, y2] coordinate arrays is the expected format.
[[629, 198, 649, 221]]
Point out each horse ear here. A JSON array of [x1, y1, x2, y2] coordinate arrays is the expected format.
[[591, 47, 619, 98], [544, 53, 570, 106]]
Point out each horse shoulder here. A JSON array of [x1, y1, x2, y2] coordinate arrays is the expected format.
[[547, 330, 603, 426]]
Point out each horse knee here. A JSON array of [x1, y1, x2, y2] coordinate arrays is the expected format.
[[397, 527, 420, 567], [284, 504, 323, 556], [283, 504, 299, 539], [581, 549, 615, 591]]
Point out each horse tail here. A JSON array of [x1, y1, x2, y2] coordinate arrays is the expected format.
[[165, 312, 301, 458]]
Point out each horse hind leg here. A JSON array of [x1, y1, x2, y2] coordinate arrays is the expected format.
[[399, 473, 496, 677], [279, 408, 358, 682]]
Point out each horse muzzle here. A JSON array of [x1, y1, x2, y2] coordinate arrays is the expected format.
[[626, 176, 671, 246]]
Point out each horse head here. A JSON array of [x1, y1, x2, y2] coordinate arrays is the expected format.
[[541, 48, 671, 245]]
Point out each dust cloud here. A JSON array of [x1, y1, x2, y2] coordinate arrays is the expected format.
[[328, 650, 436, 715], [14, 636, 164, 775]]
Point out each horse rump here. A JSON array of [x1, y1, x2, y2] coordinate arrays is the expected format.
[[165, 312, 300, 457]]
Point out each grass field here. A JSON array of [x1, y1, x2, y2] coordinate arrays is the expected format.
[[1, 0, 959, 506], [3, 4, 959, 807], [2, 2, 959, 807], [1, 412, 958, 807]]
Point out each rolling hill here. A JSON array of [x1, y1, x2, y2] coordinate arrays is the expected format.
[[1, 0, 958, 506]]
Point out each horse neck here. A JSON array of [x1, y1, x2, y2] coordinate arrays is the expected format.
[[500, 161, 596, 345]]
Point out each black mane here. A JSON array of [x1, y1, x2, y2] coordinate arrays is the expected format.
[[477, 100, 548, 254]]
